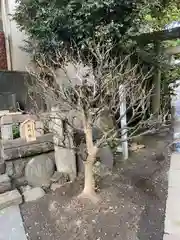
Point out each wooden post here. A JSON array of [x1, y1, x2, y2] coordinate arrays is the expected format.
[[152, 42, 161, 117]]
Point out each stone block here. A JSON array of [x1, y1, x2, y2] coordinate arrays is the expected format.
[[23, 187, 45, 202], [54, 147, 76, 181], [1, 124, 13, 141], [1, 133, 54, 161], [0, 174, 11, 193], [13, 159, 26, 178], [6, 159, 28, 179], [0, 161, 5, 174], [6, 162, 14, 177], [0, 189, 22, 210], [25, 154, 55, 187]]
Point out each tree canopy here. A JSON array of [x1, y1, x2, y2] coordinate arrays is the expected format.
[[14, 0, 179, 62]]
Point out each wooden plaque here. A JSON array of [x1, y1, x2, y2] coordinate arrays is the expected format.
[[20, 119, 36, 142]]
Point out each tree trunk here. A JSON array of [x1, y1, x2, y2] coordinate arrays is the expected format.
[[80, 115, 99, 202], [83, 156, 95, 195]]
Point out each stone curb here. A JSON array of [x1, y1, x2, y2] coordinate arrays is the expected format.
[[0, 189, 22, 210]]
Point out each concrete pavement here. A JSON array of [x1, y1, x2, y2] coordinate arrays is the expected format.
[[164, 152, 180, 239], [0, 205, 27, 240]]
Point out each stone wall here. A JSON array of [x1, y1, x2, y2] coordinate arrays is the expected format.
[[6, 152, 55, 187], [0, 133, 55, 189]]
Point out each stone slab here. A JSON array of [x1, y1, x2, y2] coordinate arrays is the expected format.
[[2, 133, 54, 161], [23, 187, 45, 202], [0, 174, 11, 194], [0, 189, 22, 210], [54, 147, 76, 181], [0, 205, 27, 240]]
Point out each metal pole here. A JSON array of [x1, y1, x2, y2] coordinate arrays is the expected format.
[[119, 85, 128, 160]]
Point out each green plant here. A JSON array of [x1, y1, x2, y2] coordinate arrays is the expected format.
[[13, 0, 178, 63], [12, 123, 20, 139]]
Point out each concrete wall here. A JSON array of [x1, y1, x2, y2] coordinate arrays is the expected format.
[[1, 0, 30, 71], [0, 71, 45, 111]]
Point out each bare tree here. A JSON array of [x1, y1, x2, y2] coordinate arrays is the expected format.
[[28, 41, 168, 202]]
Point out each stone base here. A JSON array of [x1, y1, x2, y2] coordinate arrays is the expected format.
[[0, 189, 22, 210]]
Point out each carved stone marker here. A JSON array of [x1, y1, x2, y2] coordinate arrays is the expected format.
[[25, 154, 55, 187], [20, 119, 36, 142]]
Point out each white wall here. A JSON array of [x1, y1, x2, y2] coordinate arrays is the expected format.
[[1, 0, 30, 71]]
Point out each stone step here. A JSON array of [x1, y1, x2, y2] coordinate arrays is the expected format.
[[0, 189, 22, 210], [0, 174, 11, 194]]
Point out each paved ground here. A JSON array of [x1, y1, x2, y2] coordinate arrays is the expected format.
[[20, 133, 171, 240], [0, 205, 27, 240], [163, 152, 180, 239]]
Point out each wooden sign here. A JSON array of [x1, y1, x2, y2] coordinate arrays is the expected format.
[[20, 119, 36, 142]]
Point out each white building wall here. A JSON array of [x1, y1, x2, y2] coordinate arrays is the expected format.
[[1, 0, 30, 71]]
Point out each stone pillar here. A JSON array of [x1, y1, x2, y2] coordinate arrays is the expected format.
[[51, 107, 76, 181], [0, 115, 13, 141]]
